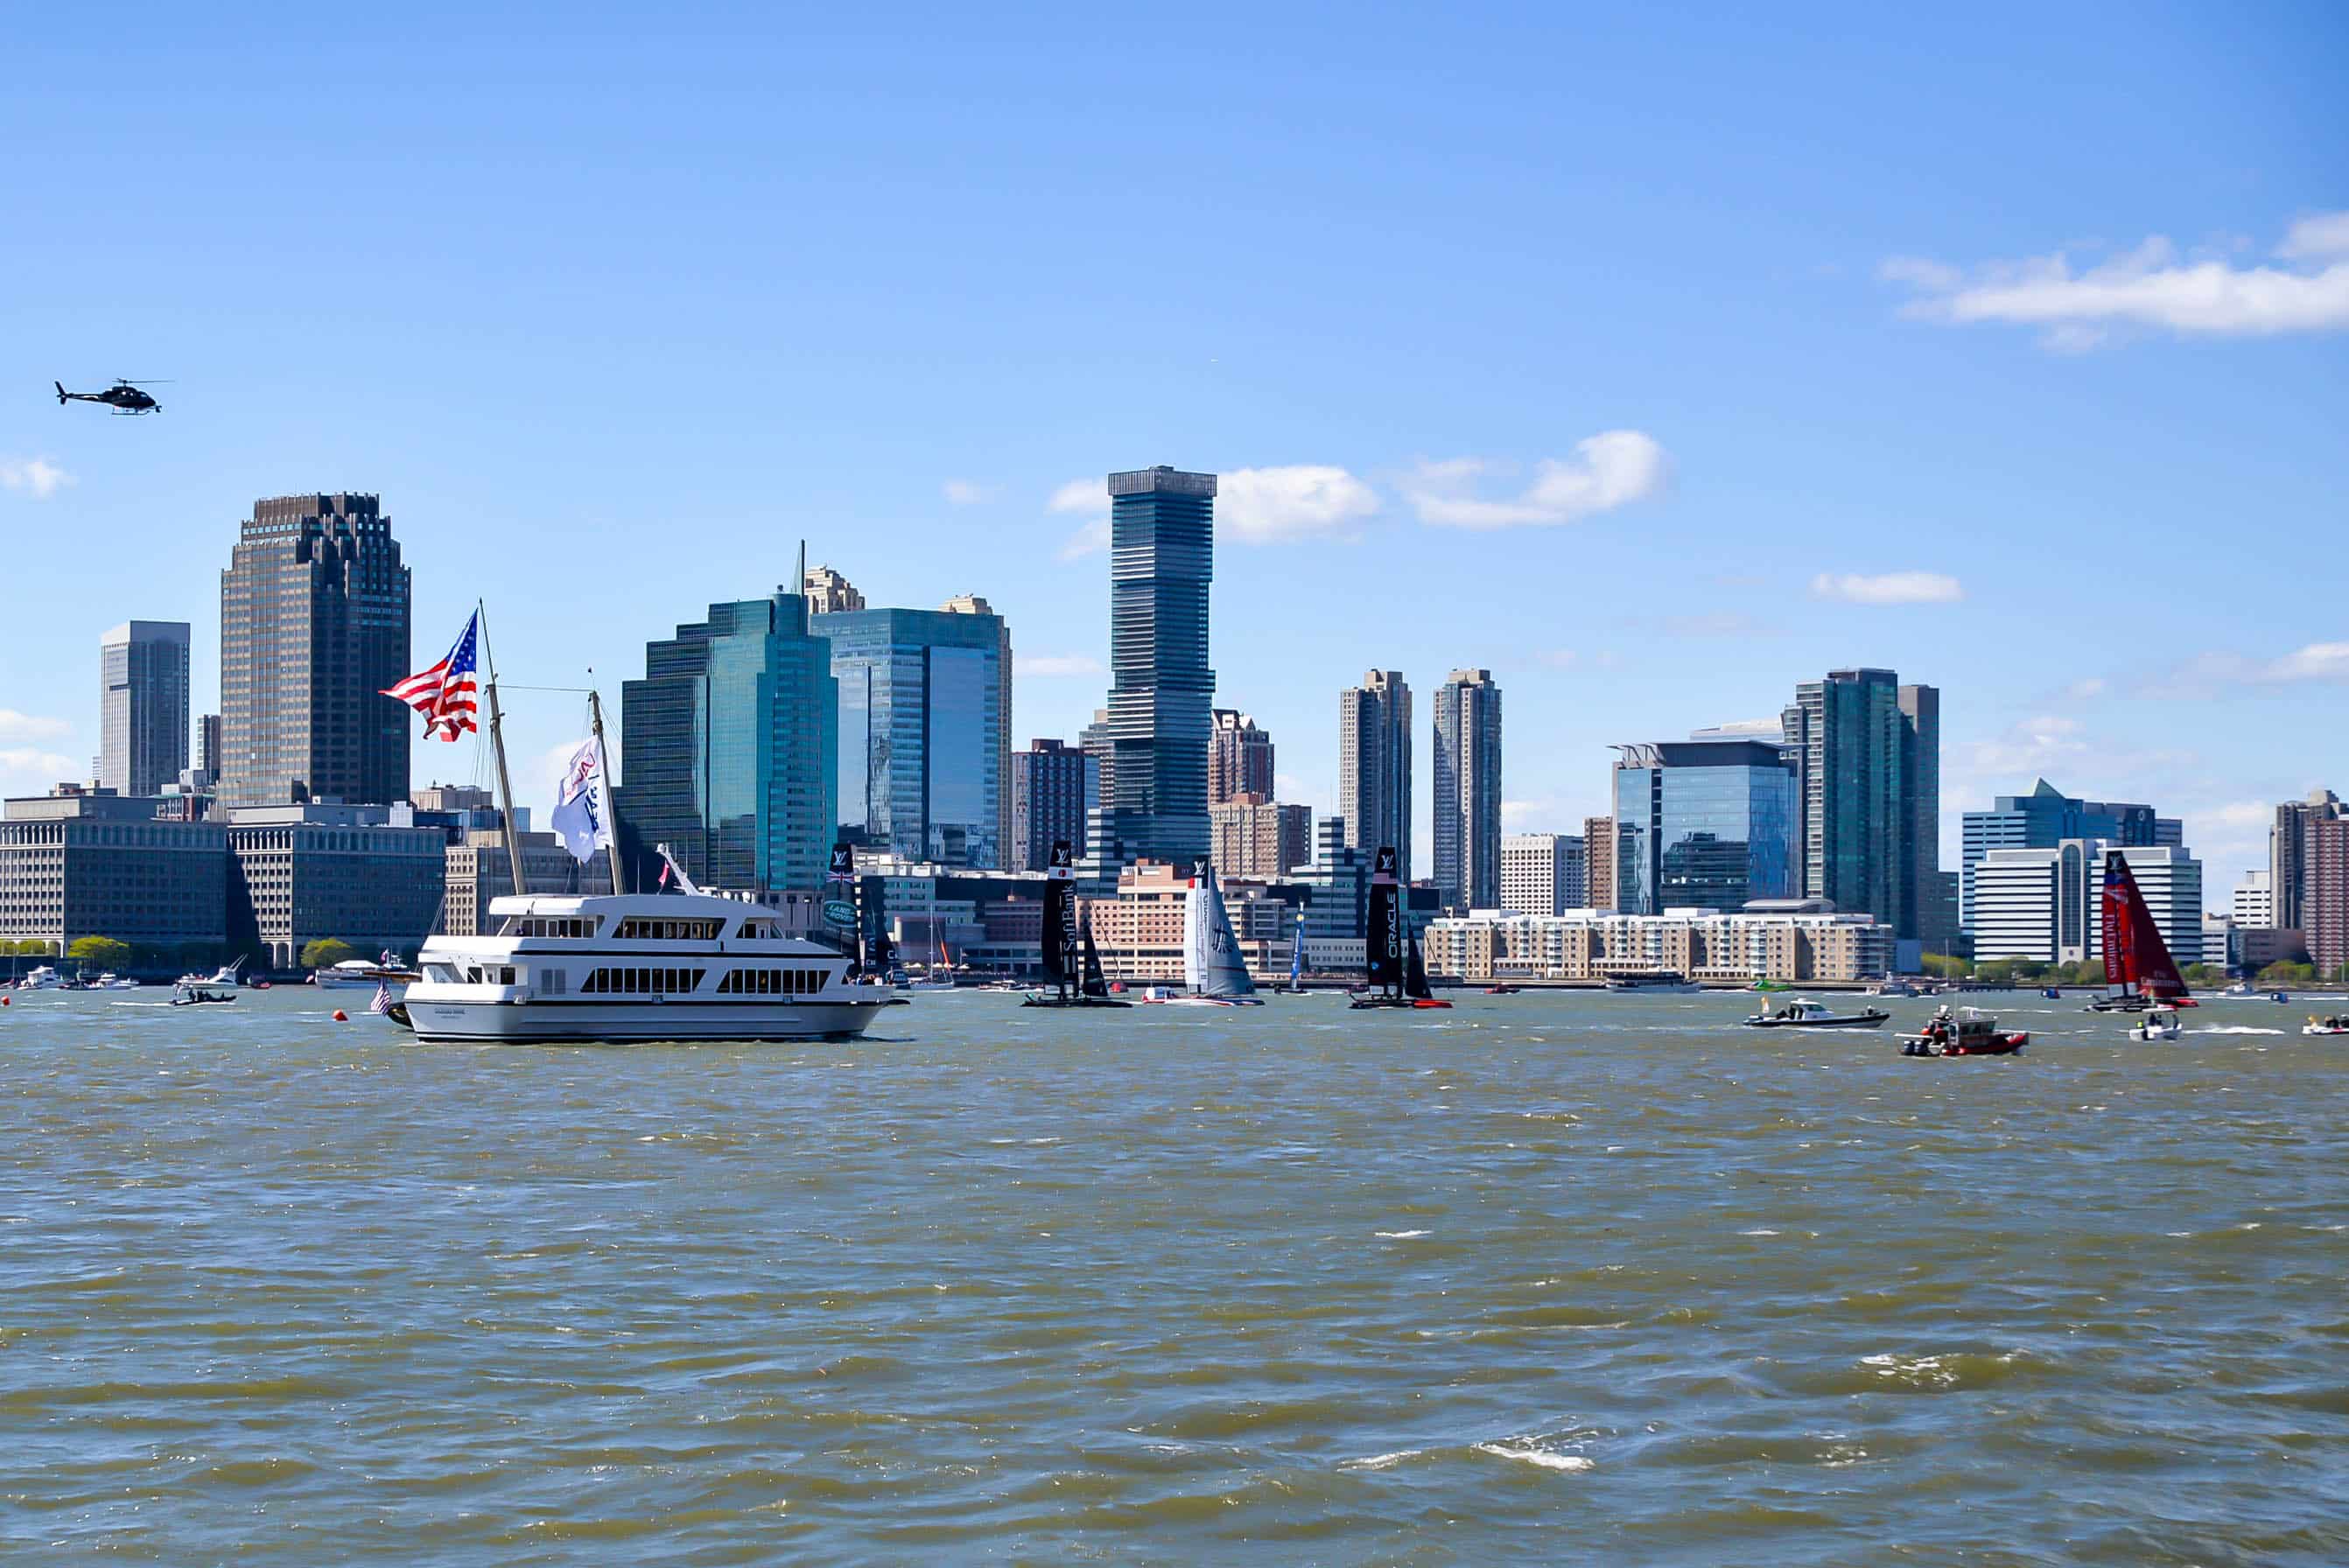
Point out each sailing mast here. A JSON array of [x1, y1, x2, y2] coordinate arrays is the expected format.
[[475, 601, 529, 897], [587, 689, 626, 895]]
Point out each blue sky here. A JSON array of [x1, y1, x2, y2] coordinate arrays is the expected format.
[[4, 5, 2343, 907]]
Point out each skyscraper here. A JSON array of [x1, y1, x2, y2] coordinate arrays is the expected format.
[[816, 581, 1013, 868], [614, 587, 837, 893], [196, 713, 223, 780], [98, 620, 190, 798], [1101, 466, 1217, 869], [2271, 788, 2341, 933], [219, 494, 411, 807], [1208, 710, 1274, 806], [2308, 811, 2348, 978], [1432, 668, 1503, 912], [1012, 738, 1097, 872], [1209, 794, 1313, 878], [1611, 739, 1799, 914], [1502, 832, 1587, 916], [1338, 671, 1412, 879], [1779, 668, 1939, 939], [1584, 816, 1617, 912]]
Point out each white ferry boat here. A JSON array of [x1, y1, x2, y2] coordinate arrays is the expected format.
[[403, 892, 890, 1044]]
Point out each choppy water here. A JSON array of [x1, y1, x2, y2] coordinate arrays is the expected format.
[[4, 988, 2345, 1564]]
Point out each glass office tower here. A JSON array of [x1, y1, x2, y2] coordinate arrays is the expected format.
[[821, 604, 1011, 868], [615, 590, 837, 893], [1612, 739, 1799, 914], [1101, 466, 1217, 870], [98, 620, 191, 799]]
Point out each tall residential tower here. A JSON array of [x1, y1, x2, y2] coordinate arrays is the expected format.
[[1779, 668, 1939, 940], [1432, 668, 1503, 912], [1338, 671, 1412, 881]]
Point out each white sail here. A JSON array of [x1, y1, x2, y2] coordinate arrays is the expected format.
[[1184, 862, 1257, 998]]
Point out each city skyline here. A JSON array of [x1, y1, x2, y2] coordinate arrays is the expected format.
[[3, 13, 2343, 907]]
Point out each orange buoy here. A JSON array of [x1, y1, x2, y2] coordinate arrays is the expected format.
[[332, 1009, 348, 1021]]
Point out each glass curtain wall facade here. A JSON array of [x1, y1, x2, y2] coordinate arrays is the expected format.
[[1103, 466, 1216, 869], [1432, 668, 1503, 912], [1780, 668, 1938, 938], [1960, 779, 2163, 933], [1612, 740, 1798, 915], [615, 591, 837, 893], [219, 494, 411, 808], [99, 620, 191, 799], [1338, 671, 1413, 880], [824, 605, 1010, 868]]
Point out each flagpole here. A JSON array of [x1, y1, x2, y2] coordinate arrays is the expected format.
[[588, 689, 627, 897], [476, 600, 529, 898]]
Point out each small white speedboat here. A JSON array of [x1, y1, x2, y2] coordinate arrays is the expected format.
[[2303, 1015, 2349, 1037], [2129, 1008, 2182, 1042]]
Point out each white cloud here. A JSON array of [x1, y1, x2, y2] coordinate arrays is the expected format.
[[1958, 714, 2090, 778], [2064, 677, 2107, 701], [1405, 430, 1669, 529], [1048, 478, 1109, 559], [1219, 465, 1378, 544], [1017, 652, 1104, 677], [2261, 641, 2349, 682], [0, 710, 71, 743], [942, 480, 993, 506], [0, 458, 74, 499], [1884, 215, 2349, 346], [1810, 570, 1963, 606], [0, 746, 77, 794], [2278, 212, 2349, 262]]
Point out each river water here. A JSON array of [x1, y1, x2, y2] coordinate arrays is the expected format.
[[4, 988, 2344, 1564]]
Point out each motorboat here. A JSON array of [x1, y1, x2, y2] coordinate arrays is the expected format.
[[178, 959, 245, 990], [2041, 986, 2063, 999], [403, 890, 892, 1043], [2128, 1007, 2182, 1042], [1869, 979, 1922, 998], [1604, 970, 1701, 994], [172, 982, 237, 1006], [2303, 1015, 2349, 1037], [1742, 998, 1890, 1030], [92, 973, 139, 990], [1483, 983, 1523, 995], [1899, 1006, 2027, 1057], [313, 958, 394, 990], [13, 965, 64, 990], [2222, 980, 2256, 998]]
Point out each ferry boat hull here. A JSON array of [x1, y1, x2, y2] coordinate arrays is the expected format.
[[403, 997, 887, 1044]]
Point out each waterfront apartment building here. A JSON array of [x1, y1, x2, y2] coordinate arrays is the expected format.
[[1500, 832, 1587, 917], [1208, 710, 1274, 806], [1338, 671, 1412, 882], [2232, 870, 2275, 928], [815, 583, 1013, 869], [1209, 794, 1312, 879], [1970, 842, 2203, 967], [443, 828, 612, 936], [1584, 816, 1616, 912], [98, 621, 190, 800], [1431, 668, 1503, 913], [2271, 789, 2342, 934], [1095, 466, 1217, 872], [615, 588, 838, 894], [1423, 906, 1896, 984], [1960, 779, 2172, 932], [0, 791, 228, 957], [219, 494, 412, 808], [2308, 811, 2349, 978], [1611, 739, 1798, 916], [1011, 738, 1097, 872], [1780, 668, 1939, 939]]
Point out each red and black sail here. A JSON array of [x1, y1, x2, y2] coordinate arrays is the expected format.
[[2100, 850, 2188, 1000]]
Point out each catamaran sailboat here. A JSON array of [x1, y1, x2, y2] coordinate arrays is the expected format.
[[1023, 841, 1132, 1008], [2088, 850, 2198, 1015], [1139, 860, 1264, 1006], [1349, 846, 1450, 1010]]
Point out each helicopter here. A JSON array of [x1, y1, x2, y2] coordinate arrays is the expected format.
[[55, 379, 164, 415]]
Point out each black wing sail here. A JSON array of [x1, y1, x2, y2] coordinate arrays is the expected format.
[[1080, 928, 1111, 997], [1365, 845, 1404, 997], [1405, 932, 1433, 1000], [1041, 840, 1075, 992]]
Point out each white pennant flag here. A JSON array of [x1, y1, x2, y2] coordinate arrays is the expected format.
[[550, 736, 614, 864]]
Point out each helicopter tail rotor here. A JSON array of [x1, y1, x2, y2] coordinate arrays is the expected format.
[[55, 382, 67, 404]]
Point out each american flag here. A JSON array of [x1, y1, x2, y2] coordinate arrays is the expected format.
[[368, 981, 394, 1015], [383, 612, 481, 741]]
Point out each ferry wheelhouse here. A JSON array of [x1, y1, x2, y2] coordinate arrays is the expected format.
[[404, 892, 888, 1043]]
